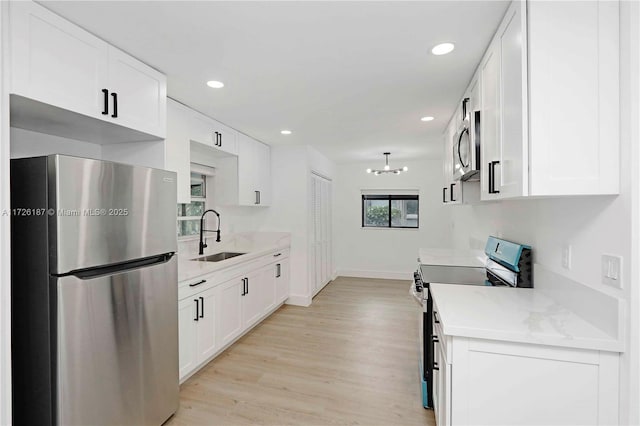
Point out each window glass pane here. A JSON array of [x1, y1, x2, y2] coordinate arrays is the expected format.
[[364, 199, 389, 227], [391, 199, 419, 228], [190, 173, 206, 198], [178, 219, 201, 237], [185, 201, 205, 217]]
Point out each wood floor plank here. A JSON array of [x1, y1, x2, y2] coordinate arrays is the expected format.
[[167, 277, 435, 425]]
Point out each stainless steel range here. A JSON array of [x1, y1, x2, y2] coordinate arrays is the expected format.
[[411, 238, 532, 409]]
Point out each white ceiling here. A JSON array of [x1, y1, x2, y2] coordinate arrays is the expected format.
[[41, 1, 509, 163]]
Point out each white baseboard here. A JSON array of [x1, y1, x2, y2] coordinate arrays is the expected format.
[[336, 269, 413, 281], [285, 293, 312, 307]]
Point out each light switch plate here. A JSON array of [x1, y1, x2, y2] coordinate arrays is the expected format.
[[601, 254, 623, 289]]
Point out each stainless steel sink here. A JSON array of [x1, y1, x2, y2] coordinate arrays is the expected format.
[[191, 252, 246, 262]]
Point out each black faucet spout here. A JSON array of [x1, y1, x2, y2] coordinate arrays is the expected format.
[[199, 209, 221, 255]]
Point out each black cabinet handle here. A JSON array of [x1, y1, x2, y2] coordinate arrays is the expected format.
[[432, 335, 439, 343], [450, 183, 456, 202], [111, 92, 118, 118], [246, 277, 249, 295], [488, 162, 493, 193], [194, 299, 199, 321], [276, 263, 281, 278], [199, 296, 204, 318], [274, 253, 282, 257], [442, 187, 448, 203], [255, 191, 260, 205], [189, 279, 206, 287], [258, 191, 261, 204], [241, 278, 246, 296], [434, 311, 440, 324], [489, 161, 500, 194], [433, 361, 439, 371], [218, 132, 222, 147], [101, 89, 109, 115]]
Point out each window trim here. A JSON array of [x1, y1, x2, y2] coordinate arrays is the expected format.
[[361, 194, 419, 229]]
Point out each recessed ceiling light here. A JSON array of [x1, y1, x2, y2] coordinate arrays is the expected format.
[[421, 116, 435, 122], [206, 80, 224, 88], [281, 130, 292, 135], [431, 42, 455, 56]]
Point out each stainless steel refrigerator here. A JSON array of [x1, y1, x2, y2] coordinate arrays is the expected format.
[[11, 155, 179, 425]]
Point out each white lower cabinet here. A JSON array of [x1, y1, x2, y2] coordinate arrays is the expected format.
[[275, 257, 290, 304], [432, 327, 620, 425], [179, 250, 290, 382], [178, 286, 216, 380], [217, 277, 244, 348]]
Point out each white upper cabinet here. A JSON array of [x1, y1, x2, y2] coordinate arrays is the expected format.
[[10, 1, 166, 139], [107, 46, 167, 138], [191, 111, 238, 156], [236, 133, 271, 206], [166, 99, 193, 204], [478, 0, 619, 199]]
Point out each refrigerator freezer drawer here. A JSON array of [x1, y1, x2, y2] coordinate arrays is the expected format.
[[55, 256, 178, 425]]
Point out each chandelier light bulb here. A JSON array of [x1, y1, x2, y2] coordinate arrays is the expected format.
[[384, 165, 390, 171], [366, 168, 372, 173], [403, 166, 409, 172]]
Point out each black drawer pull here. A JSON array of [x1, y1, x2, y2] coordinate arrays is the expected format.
[[432, 335, 439, 343], [194, 299, 199, 321], [199, 296, 204, 318], [434, 311, 440, 324], [273, 253, 282, 257], [433, 361, 439, 371], [276, 263, 281, 278], [189, 279, 207, 287], [450, 183, 456, 202]]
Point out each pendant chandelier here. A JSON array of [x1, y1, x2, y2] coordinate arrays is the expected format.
[[366, 152, 408, 175]]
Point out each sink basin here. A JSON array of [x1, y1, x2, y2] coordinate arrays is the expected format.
[[191, 252, 246, 262]]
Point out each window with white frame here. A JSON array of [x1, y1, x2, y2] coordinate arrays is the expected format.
[[177, 166, 214, 237]]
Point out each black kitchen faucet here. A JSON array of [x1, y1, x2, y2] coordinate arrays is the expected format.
[[199, 209, 221, 255]]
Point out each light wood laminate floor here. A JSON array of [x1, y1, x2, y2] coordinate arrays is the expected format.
[[167, 277, 435, 425]]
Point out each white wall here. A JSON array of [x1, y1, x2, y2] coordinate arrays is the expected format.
[[0, 2, 10, 424], [261, 145, 334, 306], [333, 158, 452, 280]]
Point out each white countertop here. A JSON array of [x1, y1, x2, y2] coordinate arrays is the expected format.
[[418, 248, 486, 268], [178, 232, 291, 282], [430, 283, 623, 352]]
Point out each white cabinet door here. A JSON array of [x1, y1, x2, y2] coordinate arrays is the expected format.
[[528, 0, 619, 195], [242, 270, 264, 327], [191, 112, 238, 156], [195, 287, 217, 362], [10, 1, 108, 119], [107, 46, 166, 138], [496, 1, 527, 199], [217, 277, 244, 348], [166, 99, 192, 203], [178, 297, 198, 380], [480, 41, 501, 201], [275, 258, 290, 304], [253, 140, 271, 206], [237, 133, 271, 206], [259, 264, 277, 315]]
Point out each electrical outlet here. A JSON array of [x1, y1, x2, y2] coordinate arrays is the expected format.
[[601, 254, 623, 289], [561, 245, 572, 270]]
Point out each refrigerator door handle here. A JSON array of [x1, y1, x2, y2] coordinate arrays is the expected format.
[[62, 253, 175, 279]]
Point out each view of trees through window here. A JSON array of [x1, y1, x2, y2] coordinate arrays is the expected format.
[[362, 194, 419, 228]]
